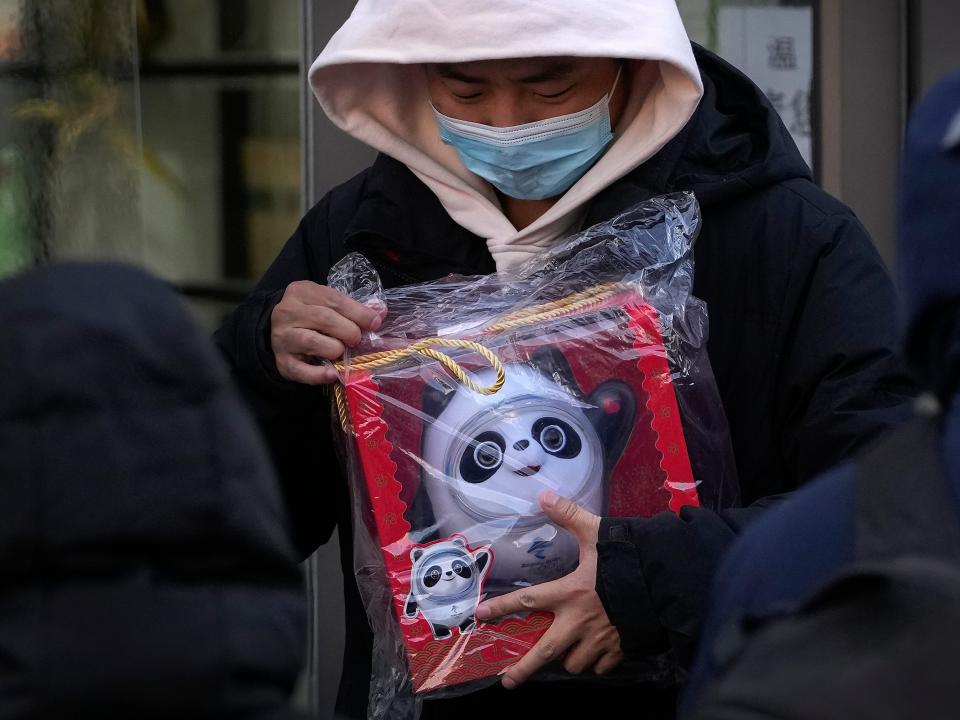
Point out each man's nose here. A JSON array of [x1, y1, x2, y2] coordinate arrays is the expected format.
[[484, 99, 528, 128]]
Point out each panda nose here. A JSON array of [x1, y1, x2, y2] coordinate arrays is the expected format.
[[444, 570, 453, 578], [513, 439, 530, 451]]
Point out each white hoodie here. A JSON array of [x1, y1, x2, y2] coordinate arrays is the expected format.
[[310, 1, 703, 270]]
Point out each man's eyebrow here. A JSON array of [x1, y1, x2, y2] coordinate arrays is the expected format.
[[514, 61, 578, 84], [434, 64, 485, 83]]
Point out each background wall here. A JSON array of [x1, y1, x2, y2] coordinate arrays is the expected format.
[[912, 0, 960, 100], [302, 0, 375, 210], [819, 0, 904, 270]]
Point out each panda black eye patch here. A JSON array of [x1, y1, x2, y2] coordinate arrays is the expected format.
[[424, 565, 443, 588], [452, 559, 472, 578], [459, 431, 506, 484], [532, 417, 582, 458]]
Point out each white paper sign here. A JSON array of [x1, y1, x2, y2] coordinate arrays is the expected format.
[[719, 6, 815, 172]]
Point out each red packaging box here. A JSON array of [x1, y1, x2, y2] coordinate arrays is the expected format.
[[339, 287, 697, 693]]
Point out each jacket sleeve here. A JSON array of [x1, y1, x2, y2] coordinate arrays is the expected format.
[[595, 213, 916, 672], [214, 195, 344, 558], [596, 500, 781, 668]]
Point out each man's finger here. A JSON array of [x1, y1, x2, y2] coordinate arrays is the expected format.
[[562, 641, 605, 676], [501, 623, 576, 690], [594, 649, 625, 676], [295, 306, 363, 347], [301, 284, 382, 330], [476, 579, 568, 621], [277, 356, 339, 386], [282, 328, 347, 361], [539, 491, 601, 545]]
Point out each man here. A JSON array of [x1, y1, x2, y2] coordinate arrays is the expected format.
[[215, 1, 914, 717]]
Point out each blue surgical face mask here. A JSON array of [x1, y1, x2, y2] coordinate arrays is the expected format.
[[433, 67, 622, 201]]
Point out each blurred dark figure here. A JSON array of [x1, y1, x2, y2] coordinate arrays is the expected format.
[[0, 263, 309, 719], [681, 71, 960, 720]]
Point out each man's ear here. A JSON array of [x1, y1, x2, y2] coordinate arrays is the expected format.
[[586, 381, 636, 472]]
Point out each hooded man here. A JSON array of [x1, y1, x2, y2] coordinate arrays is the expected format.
[[214, 2, 915, 718]]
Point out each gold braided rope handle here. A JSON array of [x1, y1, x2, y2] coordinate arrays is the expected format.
[[483, 281, 633, 334], [331, 282, 637, 433], [333, 339, 506, 434]]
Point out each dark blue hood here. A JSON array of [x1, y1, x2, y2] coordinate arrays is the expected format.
[[0, 263, 307, 719], [898, 71, 960, 405]]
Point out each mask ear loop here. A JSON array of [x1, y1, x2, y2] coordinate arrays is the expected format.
[[607, 63, 624, 103]]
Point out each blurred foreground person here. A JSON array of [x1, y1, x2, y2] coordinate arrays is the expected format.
[[0, 263, 309, 719], [683, 71, 960, 720]]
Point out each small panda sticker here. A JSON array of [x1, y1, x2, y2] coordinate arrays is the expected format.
[[404, 536, 492, 641]]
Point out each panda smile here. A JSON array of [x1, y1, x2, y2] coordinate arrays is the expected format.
[[514, 464, 542, 477]]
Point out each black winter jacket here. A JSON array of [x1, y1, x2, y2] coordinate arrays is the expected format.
[[0, 263, 309, 720], [215, 48, 915, 719]]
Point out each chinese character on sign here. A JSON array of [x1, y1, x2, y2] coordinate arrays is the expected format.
[[767, 36, 797, 70], [720, 7, 815, 170], [790, 89, 812, 137]]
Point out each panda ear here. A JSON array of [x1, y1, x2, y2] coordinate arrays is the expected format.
[[422, 377, 457, 420], [586, 380, 637, 474], [529, 347, 582, 398], [411, 548, 424, 563], [451, 536, 466, 548], [473, 548, 491, 574]]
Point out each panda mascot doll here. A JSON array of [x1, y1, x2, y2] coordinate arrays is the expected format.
[[404, 536, 491, 640], [416, 349, 635, 594]]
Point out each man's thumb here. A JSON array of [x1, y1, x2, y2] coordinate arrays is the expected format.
[[540, 491, 594, 542]]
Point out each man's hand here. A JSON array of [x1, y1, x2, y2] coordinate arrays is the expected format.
[[475, 491, 625, 688], [271, 281, 383, 385]]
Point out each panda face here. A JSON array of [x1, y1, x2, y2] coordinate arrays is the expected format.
[[458, 414, 586, 484], [414, 549, 478, 600], [446, 398, 601, 522], [422, 364, 604, 526]]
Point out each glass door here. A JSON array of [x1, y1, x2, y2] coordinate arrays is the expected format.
[[137, 0, 303, 327], [0, 0, 143, 277]]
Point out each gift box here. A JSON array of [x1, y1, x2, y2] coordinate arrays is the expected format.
[[336, 284, 699, 694], [328, 194, 737, 715]]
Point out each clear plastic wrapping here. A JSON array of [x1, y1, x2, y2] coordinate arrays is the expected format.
[[329, 192, 738, 719]]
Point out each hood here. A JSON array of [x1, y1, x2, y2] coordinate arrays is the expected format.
[[585, 46, 813, 225], [898, 71, 960, 405], [310, 0, 703, 270], [0, 263, 306, 719]]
